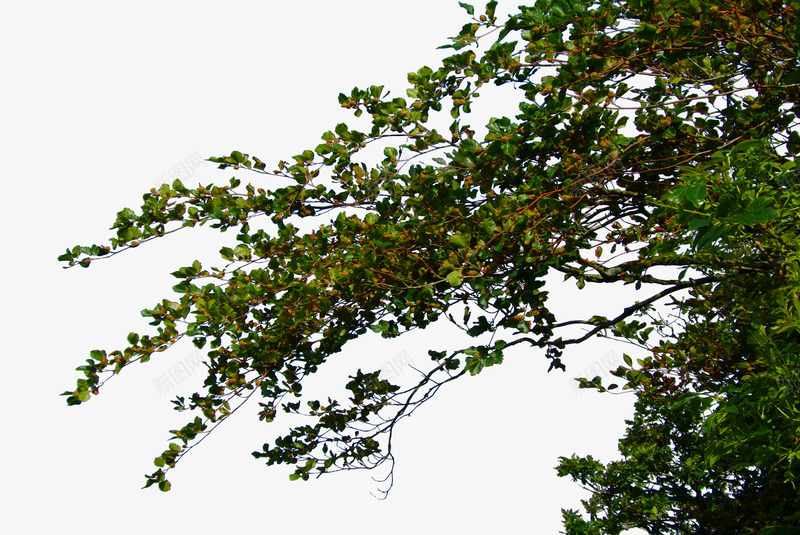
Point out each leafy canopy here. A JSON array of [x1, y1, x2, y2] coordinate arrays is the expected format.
[[62, 0, 800, 531]]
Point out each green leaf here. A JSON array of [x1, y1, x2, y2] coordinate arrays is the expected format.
[[428, 350, 447, 360], [233, 244, 251, 259], [730, 209, 779, 225], [458, 2, 474, 15], [784, 68, 800, 85], [485, 0, 497, 19], [729, 139, 763, 155], [446, 270, 464, 287], [448, 233, 470, 248], [730, 198, 778, 225], [688, 218, 709, 230], [685, 183, 707, 208]]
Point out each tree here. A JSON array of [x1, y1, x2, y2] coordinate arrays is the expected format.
[[60, 0, 800, 530]]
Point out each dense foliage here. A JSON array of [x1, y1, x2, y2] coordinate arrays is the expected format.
[[62, 0, 800, 531]]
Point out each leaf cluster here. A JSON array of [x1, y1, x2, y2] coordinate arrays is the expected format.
[[62, 0, 800, 529]]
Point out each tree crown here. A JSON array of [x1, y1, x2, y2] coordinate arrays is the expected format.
[[62, 1, 800, 530]]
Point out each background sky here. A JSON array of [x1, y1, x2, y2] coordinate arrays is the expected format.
[[3, 2, 640, 533]]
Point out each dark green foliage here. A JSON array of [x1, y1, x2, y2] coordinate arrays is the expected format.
[[62, 1, 800, 531]]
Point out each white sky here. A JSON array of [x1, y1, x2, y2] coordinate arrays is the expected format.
[[3, 2, 640, 533]]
